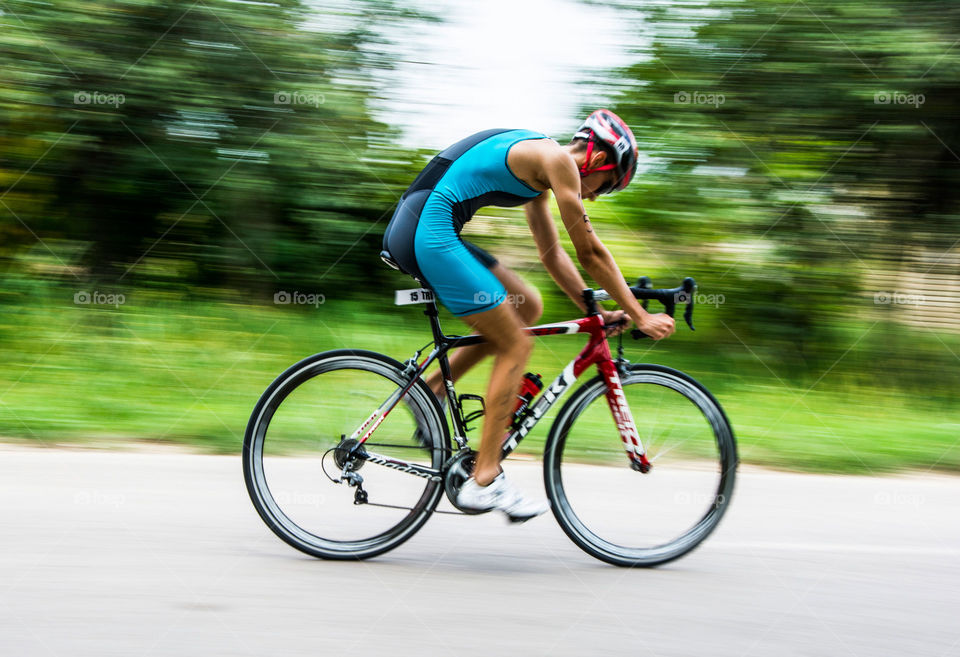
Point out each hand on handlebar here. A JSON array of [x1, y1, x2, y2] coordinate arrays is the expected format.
[[600, 308, 628, 336], [602, 308, 674, 340], [587, 276, 694, 340], [634, 312, 675, 340]]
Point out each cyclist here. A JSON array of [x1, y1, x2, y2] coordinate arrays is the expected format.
[[382, 109, 675, 522]]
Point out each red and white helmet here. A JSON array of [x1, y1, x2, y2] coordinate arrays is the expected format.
[[573, 109, 639, 193]]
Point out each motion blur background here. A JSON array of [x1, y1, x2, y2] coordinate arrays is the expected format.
[[1, 0, 958, 473]]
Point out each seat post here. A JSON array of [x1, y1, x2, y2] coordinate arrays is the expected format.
[[423, 298, 446, 345]]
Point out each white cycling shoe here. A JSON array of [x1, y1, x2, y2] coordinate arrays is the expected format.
[[457, 473, 550, 523]]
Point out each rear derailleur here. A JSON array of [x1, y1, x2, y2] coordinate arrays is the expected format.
[[334, 437, 369, 504]]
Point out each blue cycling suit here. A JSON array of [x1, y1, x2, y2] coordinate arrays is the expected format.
[[382, 129, 546, 316]]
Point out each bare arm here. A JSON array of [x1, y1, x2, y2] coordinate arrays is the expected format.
[[539, 151, 674, 339], [523, 191, 591, 312]]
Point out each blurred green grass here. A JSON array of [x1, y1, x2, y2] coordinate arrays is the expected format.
[[1, 285, 956, 474]]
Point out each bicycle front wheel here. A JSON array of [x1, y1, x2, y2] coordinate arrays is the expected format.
[[243, 349, 449, 560], [545, 363, 737, 567]]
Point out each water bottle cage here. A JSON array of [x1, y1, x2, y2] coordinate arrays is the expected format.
[[510, 404, 534, 430], [457, 393, 485, 433]]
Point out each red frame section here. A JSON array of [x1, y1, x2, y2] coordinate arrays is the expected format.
[[525, 315, 650, 470], [355, 313, 650, 472]]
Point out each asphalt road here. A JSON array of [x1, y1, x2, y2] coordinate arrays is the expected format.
[[1, 444, 958, 657]]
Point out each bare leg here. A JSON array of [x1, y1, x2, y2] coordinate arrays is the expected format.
[[459, 301, 533, 486], [425, 263, 543, 399]]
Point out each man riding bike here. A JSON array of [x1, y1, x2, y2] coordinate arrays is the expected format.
[[382, 109, 675, 522]]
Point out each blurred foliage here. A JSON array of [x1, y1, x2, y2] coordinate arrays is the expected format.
[[0, 0, 425, 293], [0, 284, 956, 473], [0, 0, 958, 467], [597, 0, 960, 380]]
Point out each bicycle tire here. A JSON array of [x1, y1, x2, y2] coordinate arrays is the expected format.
[[544, 363, 737, 567], [243, 349, 450, 560]]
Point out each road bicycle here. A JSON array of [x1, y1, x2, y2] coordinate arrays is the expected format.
[[243, 275, 737, 567]]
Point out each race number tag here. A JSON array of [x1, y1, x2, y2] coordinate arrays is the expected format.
[[394, 288, 435, 305]]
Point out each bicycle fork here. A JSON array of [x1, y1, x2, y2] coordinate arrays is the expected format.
[[598, 360, 651, 473], [499, 357, 650, 473]]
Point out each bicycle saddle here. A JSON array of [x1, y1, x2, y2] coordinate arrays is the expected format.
[[379, 249, 401, 271]]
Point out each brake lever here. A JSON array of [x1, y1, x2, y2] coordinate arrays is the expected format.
[[630, 277, 698, 340], [684, 297, 695, 330], [631, 276, 663, 340], [682, 277, 696, 331], [637, 275, 652, 312]]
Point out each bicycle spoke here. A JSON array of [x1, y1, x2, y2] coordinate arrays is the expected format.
[[243, 350, 448, 559], [545, 365, 736, 567], [649, 438, 689, 462]]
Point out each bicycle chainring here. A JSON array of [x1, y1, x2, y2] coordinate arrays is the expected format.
[[442, 449, 491, 515]]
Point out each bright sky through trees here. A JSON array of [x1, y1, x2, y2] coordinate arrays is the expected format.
[[374, 0, 638, 149]]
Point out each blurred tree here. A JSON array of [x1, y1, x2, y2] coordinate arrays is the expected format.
[[0, 0, 427, 294], [592, 0, 960, 379]]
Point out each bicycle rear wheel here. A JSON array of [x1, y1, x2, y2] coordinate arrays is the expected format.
[[243, 349, 449, 560], [544, 363, 736, 567]]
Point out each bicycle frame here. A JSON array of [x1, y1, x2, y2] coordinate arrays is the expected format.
[[346, 298, 651, 478]]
